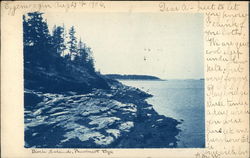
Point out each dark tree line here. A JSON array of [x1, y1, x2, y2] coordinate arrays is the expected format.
[[23, 12, 110, 93], [23, 12, 95, 73]]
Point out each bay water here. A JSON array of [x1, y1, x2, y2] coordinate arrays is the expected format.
[[120, 79, 205, 148]]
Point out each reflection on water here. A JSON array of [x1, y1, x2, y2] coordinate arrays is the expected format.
[[120, 79, 205, 148]]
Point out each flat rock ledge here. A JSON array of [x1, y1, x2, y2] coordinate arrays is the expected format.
[[24, 83, 181, 148]]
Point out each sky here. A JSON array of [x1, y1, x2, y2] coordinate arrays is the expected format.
[[44, 12, 204, 79]]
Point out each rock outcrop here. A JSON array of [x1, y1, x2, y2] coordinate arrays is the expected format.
[[25, 82, 180, 148]]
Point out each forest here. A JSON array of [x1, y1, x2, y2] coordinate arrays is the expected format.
[[23, 12, 109, 93]]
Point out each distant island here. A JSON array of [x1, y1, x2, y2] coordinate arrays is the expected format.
[[105, 74, 162, 80]]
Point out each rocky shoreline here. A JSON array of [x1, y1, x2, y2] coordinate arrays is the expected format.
[[24, 81, 181, 148]]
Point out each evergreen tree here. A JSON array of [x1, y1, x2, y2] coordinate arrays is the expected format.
[[23, 12, 50, 48], [85, 47, 95, 72], [74, 39, 87, 66], [23, 12, 52, 67], [52, 25, 66, 57], [67, 26, 77, 60]]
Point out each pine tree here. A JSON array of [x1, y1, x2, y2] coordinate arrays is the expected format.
[[75, 39, 87, 66], [85, 47, 95, 72], [67, 26, 77, 60], [52, 25, 66, 57], [23, 12, 52, 67], [23, 12, 50, 48]]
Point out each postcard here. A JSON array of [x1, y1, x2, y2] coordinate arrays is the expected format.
[[1, 1, 249, 158]]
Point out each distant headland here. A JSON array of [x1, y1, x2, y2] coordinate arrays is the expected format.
[[105, 74, 163, 80]]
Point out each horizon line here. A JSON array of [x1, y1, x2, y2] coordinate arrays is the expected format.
[[102, 73, 204, 80]]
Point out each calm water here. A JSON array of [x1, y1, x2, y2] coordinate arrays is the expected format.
[[120, 79, 205, 148]]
